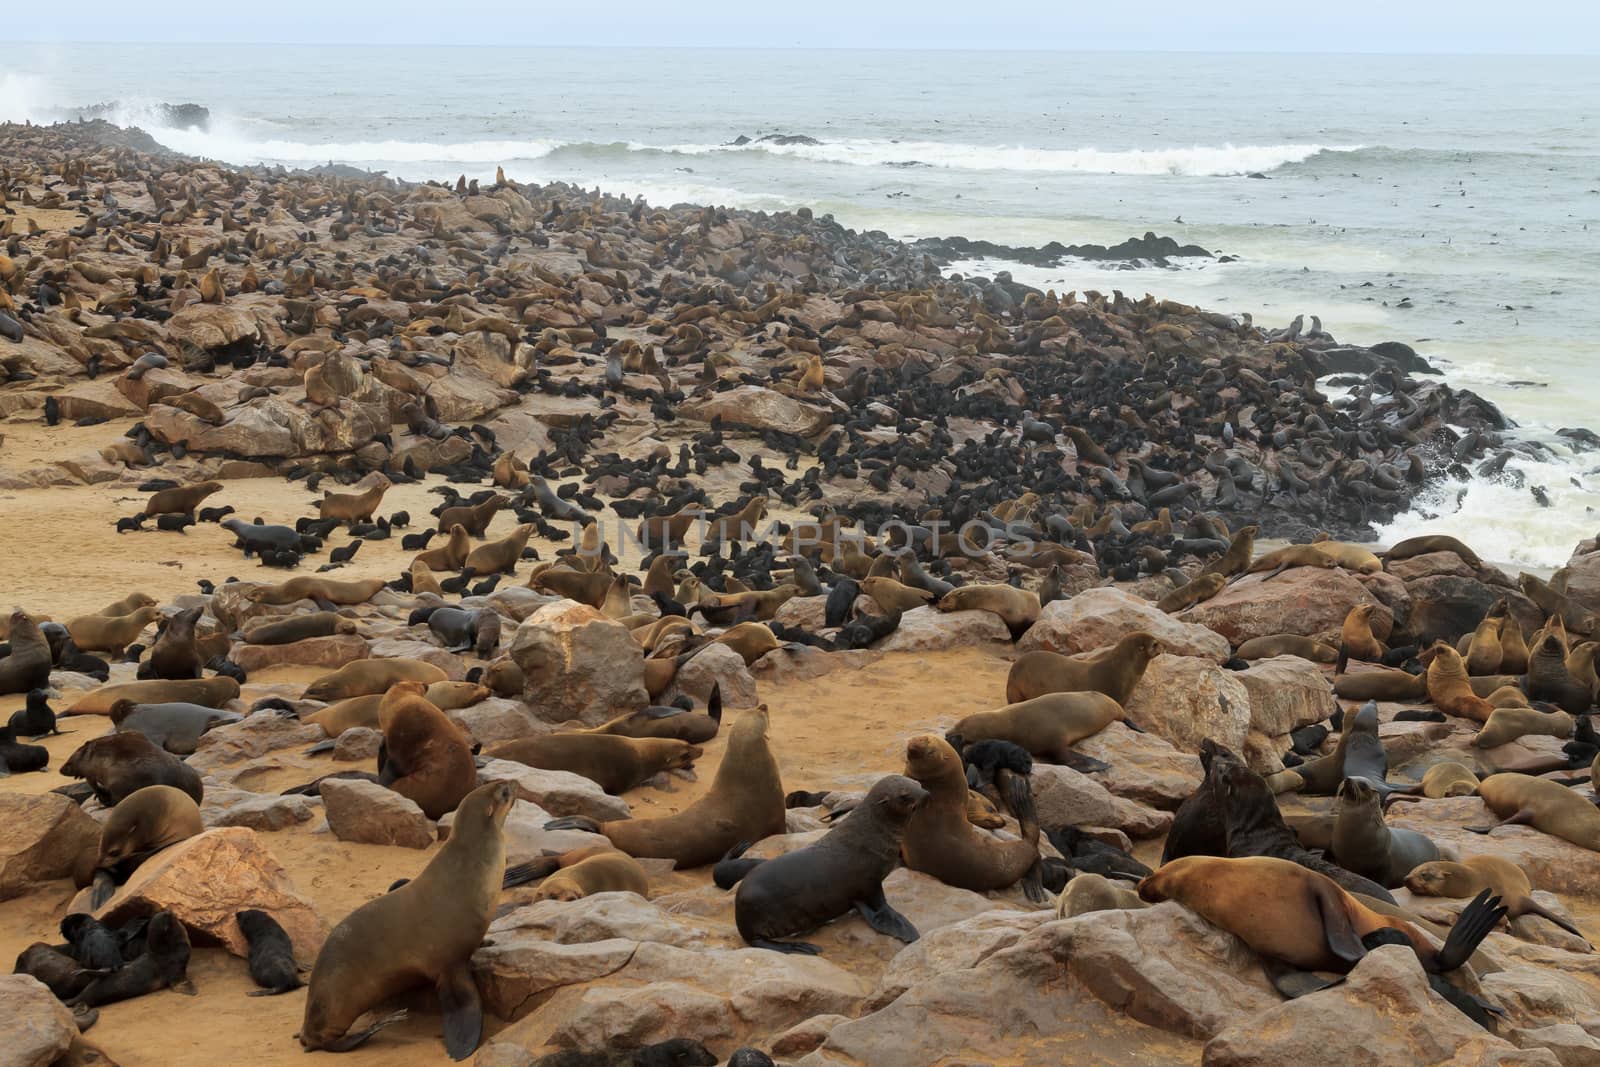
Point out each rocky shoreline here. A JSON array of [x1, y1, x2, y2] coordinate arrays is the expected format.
[[5, 119, 1600, 1067]]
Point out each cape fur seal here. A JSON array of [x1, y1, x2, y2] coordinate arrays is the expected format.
[[254, 576, 386, 607], [91, 784, 205, 905], [946, 691, 1122, 763], [242, 612, 358, 644], [300, 780, 514, 1058], [378, 681, 478, 819], [485, 733, 702, 795], [142, 605, 203, 680], [0, 610, 52, 694], [66, 605, 160, 656], [1236, 635, 1338, 663], [1470, 773, 1600, 851], [1330, 777, 1446, 889], [61, 732, 204, 805], [65, 676, 240, 716], [1005, 632, 1162, 705], [936, 585, 1040, 638], [1406, 855, 1589, 944], [503, 846, 650, 903], [144, 481, 221, 517], [304, 658, 448, 701]]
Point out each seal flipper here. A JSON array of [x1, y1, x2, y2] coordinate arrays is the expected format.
[[303, 740, 336, 756], [88, 870, 118, 910], [1433, 889, 1508, 972], [1058, 750, 1112, 774], [707, 681, 722, 724], [502, 856, 561, 889], [318, 1008, 409, 1052], [749, 938, 822, 956], [713, 841, 761, 889], [1312, 882, 1366, 964], [1020, 860, 1048, 904], [1465, 810, 1534, 835], [853, 886, 918, 944], [1519, 900, 1592, 946], [544, 815, 602, 833], [1335, 642, 1350, 675], [437, 962, 483, 1061], [1260, 958, 1344, 998]]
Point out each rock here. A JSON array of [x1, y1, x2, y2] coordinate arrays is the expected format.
[[679, 385, 832, 437], [1406, 573, 1542, 645], [94, 827, 326, 959], [445, 799, 609, 864], [477, 760, 631, 822], [320, 778, 434, 848], [0, 974, 79, 1067], [1124, 654, 1252, 757], [487, 586, 563, 622], [1357, 569, 1413, 628], [1387, 551, 1478, 583], [332, 726, 383, 760], [200, 788, 316, 832], [494, 890, 733, 951], [869, 908, 1051, 1009], [1509, 1024, 1600, 1067], [774, 595, 830, 631], [186, 709, 326, 773], [0, 793, 102, 900], [1019, 588, 1230, 662], [1033, 764, 1173, 838], [165, 303, 260, 350], [229, 634, 369, 672], [364, 638, 468, 678], [1181, 568, 1392, 645], [510, 600, 648, 726], [1202, 945, 1558, 1066], [1233, 655, 1337, 736], [1556, 548, 1600, 618], [670, 642, 758, 708], [448, 698, 546, 746], [1387, 796, 1600, 900], [1077, 721, 1204, 810], [55, 377, 142, 421], [876, 605, 1011, 652], [474, 933, 638, 1022], [751, 646, 882, 683], [772, 1014, 853, 1058]]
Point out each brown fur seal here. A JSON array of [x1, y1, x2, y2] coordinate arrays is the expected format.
[[304, 659, 448, 702], [65, 676, 240, 716], [300, 780, 513, 1057], [509, 846, 650, 903], [1421, 762, 1480, 799], [486, 733, 702, 795], [1500, 616, 1531, 675], [1236, 635, 1338, 663], [1138, 854, 1502, 981], [1004, 632, 1162, 705], [61, 732, 204, 805], [91, 784, 204, 905], [697, 584, 800, 626], [1521, 573, 1596, 637], [1330, 777, 1446, 889], [67, 605, 160, 656], [1244, 543, 1341, 580], [714, 621, 783, 665], [1474, 706, 1573, 749], [306, 680, 487, 735], [1201, 524, 1258, 579], [463, 524, 535, 576], [484, 658, 524, 699], [100, 592, 157, 617], [727, 774, 928, 953], [545, 706, 785, 868], [1406, 855, 1588, 944], [899, 734, 1043, 901], [532, 567, 611, 608], [1157, 572, 1225, 613], [1425, 643, 1495, 722], [242, 612, 359, 645], [0, 609, 53, 695], [1335, 604, 1386, 673], [1472, 773, 1600, 851], [1055, 872, 1148, 918], [1465, 617, 1504, 676], [318, 477, 390, 524], [143, 606, 203, 680], [947, 691, 1123, 762], [411, 561, 445, 597], [254, 576, 385, 607], [439, 493, 508, 538], [414, 525, 472, 572], [859, 577, 935, 614], [144, 481, 221, 517], [378, 682, 478, 819], [1332, 667, 1428, 702], [1384, 535, 1483, 568], [936, 585, 1040, 637], [586, 694, 720, 745]]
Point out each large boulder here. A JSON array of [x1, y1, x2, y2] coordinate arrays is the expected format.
[[1019, 588, 1230, 662], [510, 600, 648, 726], [0, 793, 102, 900], [165, 303, 261, 350], [200, 789, 317, 832], [1555, 543, 1600, 616], [679, 385, 832, 437], [1233, 655, 1337, 737], [0, 975, 79, 1067], [477, 759, 631, 822], [93, 827, 326, 959], [670, 642, 759, 708], [876, 605, 1011, 652], [1124, 654, 1252, 757], [1181, 568, 1391, 646], [320, 778, 434, 848], [1033, 764, 1172, 838], [1076, 721, 1204, 810], [1405, 573, 1541, 645]]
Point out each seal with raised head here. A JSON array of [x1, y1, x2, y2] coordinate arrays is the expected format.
[[1406, 855, 1589, 944], [1005, 631, 1162, 705], [61, 731, 204, 805], [0, 609, 52, 695], [66, 605, 160, 657], [378, 681, 478, 819], [946, 691, 1122, 763], [486, 733, 702, 795], [1330, 777, 1447, 889], [1156, 572, 1224, 613], [144, 481, 221, 517], [300, 780, 514, 1058], [722, 774, 928, 954], [1425, 643, 1495, 722], [899, 734, 1045, 902], [544, 706, 786, 868], [318, 476, 390, 524], [141, 605, 203, 680]]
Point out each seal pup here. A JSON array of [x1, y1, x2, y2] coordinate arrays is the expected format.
[[237, 909, 305, 995], [9, 688, 63, 738], [1330, 777, 1446, 889], [721, 774, 928, 954], [545, 706, 785, 868], [0, 722, 48, 775], [899, 734, 1045, 902], [1406, 855, 1589, 946], [69, 909, 194, 1007], [1055, 872, 1149, 918], [300, 780, 514, 1058]]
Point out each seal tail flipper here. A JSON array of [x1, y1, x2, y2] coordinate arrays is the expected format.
[[1465, 810, 1534, 835], [502, 857, 561, 889], [853, 889, 919, 944], [437, 962, 484, 1061], [1260, 958, 1345, 999], [319, 1009, 409, 1053], [1434, 889, 1508, 972], [748, 938, 822, 956], [1517, 900, 1591, 948], [544, 815, 602, 833], [88, 870, 117, 910], [1428, 974, 1506, 1028], [995, 767, 1037, 828], [707, 681, 722, 724], [1312, 881, 1367, 964], [1020, 860, 1048, 904], [1335, 642, 1350, 675], [712, 841, 760, 889], [1058, 750, 1112, 774], [303, 740, 336, 756]]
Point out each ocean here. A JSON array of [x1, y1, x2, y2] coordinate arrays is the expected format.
[[5, 45, 1598, 567]]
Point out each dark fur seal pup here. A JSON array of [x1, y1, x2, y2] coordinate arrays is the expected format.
[[60, 913, 123, 971], [1139, 856, 1504, 999], [823, 578, 860, 628], [722, 774, 928, 954], [0, 609, 52, 695], [836, 608, 902, 650], [61, 732, 204, 805], [299, 781, 514, 1058], [14, 943, 101, 1000], [0, 722, 49, 775], [9, 689, 62, 738], [69, 909, 195, 1007], [237, 909, 304, 995], [527, 1039, 719, 1067]]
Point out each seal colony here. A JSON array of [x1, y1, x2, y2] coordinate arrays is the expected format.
[[3, 118, 1600, 1065]]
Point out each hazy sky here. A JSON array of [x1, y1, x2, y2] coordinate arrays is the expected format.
[[14, 0, 1600, 52]]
